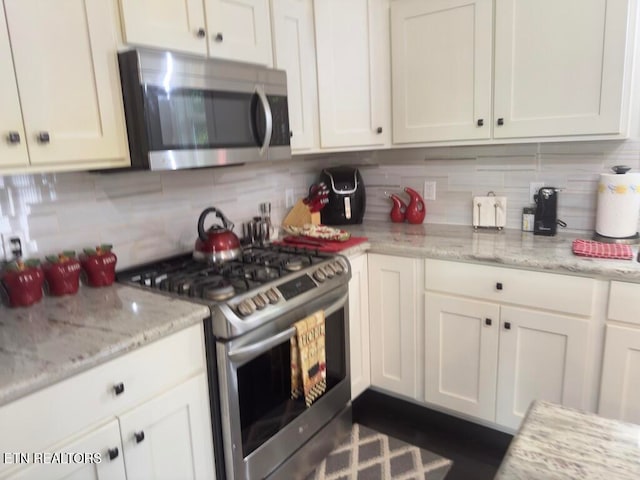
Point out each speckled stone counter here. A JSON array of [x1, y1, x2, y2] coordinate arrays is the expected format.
[[0, 284, 209, 407], [495, 401, 640, 479], [341, 222, 640, 281]]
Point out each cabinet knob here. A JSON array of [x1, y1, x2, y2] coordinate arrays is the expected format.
[[485, 318, 492, 326], [107, 447, 119, 461], [37, 131, 50, 143], [290, 131, 293, 138], [6, 131, 21, 144], [113, 382, 125, 395], [376, 127, 383, 134], [196, 28, 206, 38], [504, 321, 511, 330], [215, 33, 224, 42], [477, 119, 484, 127], [134, 431, 145, 444], [497, 118, 504, 126], [496, 282, 503, 290]]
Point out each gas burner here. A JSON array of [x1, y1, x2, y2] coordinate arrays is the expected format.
[[201, 280, 236, 301], [252, 267, 281, 283], [284, 256, 305, 272]]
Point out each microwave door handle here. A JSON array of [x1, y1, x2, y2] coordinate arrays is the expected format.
[[256, 86, 273, 155], [228, 326, 296, 364]]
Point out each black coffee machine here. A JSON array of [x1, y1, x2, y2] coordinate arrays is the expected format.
[[534, 187, 561, 236], [319, 166, 366, 225]]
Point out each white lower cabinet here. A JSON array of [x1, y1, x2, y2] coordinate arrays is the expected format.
[[599, 281, 640, 423], [0, 325, 214, 480], [368, 254, 421, 400], [424, 259, 593, 430], [348, 254, 370, 399]]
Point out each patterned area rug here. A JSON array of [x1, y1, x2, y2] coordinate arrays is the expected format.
[[306, 423, 453, 480]]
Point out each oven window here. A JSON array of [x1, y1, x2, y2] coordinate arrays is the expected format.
[[236, 309, 346, 457], [143, 86, 260, 150]]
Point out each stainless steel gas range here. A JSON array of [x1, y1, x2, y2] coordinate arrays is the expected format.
[[118, 246, 352, 480]]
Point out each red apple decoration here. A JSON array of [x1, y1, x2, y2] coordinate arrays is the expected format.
[[80, 245, 117, 287], [43, 251, 82, 296], [1, 259, 45, 307]]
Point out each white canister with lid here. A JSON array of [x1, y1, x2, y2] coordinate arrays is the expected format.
[[595, 165, 640, 239]]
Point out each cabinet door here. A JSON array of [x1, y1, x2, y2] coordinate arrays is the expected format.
[[5, 0, 128, 168], [4, 420, 126, 480], [0, 5, 28, 169], [368, 254, 419, 399], [424, 292, 499, 422], [314, 0, 390, 148], [496, 306, 589, 430], [493, 0, 629, 138], [599, 324, 640, 424], [118, 374, 215, 480], [205, 0, 272, 65], [391, 0, 492, 143], [349, 254, 371, 399], [119, 0, 208, 55], [271, 0, 318, 152]]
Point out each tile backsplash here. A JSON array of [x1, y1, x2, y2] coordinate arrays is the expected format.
[[1, 139, 639, 268]]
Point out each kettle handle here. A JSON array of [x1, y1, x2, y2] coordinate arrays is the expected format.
[[197, 208, 234, 241]]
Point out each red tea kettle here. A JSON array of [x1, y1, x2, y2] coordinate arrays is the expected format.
[[194, 207, 241, 262]]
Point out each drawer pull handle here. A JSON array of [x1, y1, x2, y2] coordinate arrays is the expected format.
[[497, 118, 504, 126], [496, 282, 503, 290], [215, 32, 224, 42], [108, 447, 119, 460], [376, 127, 383, 134], [134, 431, 145, 444], [113, 382, 125, 395], [485, 318, 492, 326], [196, 28, 206, 38], [504, 322, 511, 330], [477, 119, 484, 127], [38, 131, 50, 143]]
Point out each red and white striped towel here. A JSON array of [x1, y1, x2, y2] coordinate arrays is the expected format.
[[572, 239, 633, 260]]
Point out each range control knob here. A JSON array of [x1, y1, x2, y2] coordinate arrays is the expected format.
[[332, 261, 345, 275], [237, 298, 256, 317], [313, 269, 326, 283], [266, 288, 280, 304], [253, 292, 269, 310], [322, 265, 335, 279]]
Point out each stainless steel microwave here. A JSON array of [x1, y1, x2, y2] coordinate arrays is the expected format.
[[118, 49, 291, 171]]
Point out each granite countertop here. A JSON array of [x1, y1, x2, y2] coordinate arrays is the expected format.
[[495, 401, 640, 479], [340, 222, 640, 282], [0, 284, 209, 407]]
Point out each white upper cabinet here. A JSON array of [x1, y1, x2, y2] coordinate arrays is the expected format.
[[120, 0, 273, 65], [205, 0, 273, 65], [119, 0, 208, 55], [270, 0, 318, 151], [314, 0, 391, 149], [391, 0, 493, 143], [493, 0, 629, 138], [391, 0, 631, 144], [0, 5, 28, 169], [4, 0, 129, 170]]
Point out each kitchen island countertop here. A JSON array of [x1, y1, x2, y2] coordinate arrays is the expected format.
[[340, 222, 640, 282], [0, 284, 209, 407], [495, 401, 640, 479]]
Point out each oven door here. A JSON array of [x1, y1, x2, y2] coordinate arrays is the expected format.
[[217, 286, 350, 480]]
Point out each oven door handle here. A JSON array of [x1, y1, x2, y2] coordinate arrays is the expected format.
[[228, 292, 348, 363], [228, 326, 296, 363], [256, 85, 273, 156]]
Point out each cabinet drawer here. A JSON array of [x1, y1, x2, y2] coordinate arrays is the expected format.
[[0, 323, 205, 472], [424, 259, 595, 317], [608, 281, 640, 325]]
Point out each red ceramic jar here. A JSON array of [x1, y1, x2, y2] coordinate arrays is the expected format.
[[1, 260, 45, 307], [80, 245, 117, 287], [43, 252, 82, 296]]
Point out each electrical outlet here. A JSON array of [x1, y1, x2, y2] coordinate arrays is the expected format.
[[423, 181, 436, 201], [529, 182, 545, 203], [2, 233, 24, 261], [285, 188, 295, 209]]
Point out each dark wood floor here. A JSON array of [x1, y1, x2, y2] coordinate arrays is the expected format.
[[352, 390, 513, 480]]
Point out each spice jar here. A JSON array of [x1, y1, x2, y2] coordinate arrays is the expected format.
[[522, 206, 535, 232]]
